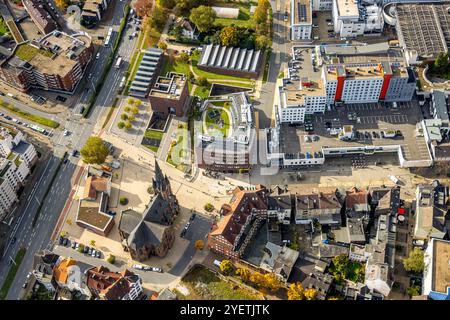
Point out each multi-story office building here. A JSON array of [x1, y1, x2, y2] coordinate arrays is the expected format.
[[291, 0, 313, 41], [0, 31, 93, 93]]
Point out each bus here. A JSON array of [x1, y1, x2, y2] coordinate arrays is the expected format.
[[115, 57, 122, 69], [104, 27, 113, 46]]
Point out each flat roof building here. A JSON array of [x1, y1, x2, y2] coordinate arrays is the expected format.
[[291, 0, 313, 41], [423, 238, 450, 300], [0, 31, 93, 93], [148, 72, 189, 117]]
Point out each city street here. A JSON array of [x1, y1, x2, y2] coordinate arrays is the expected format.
[[0, 0, 137, 299]]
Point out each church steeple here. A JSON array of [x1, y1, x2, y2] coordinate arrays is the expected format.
[[153, 160, 171, 198]]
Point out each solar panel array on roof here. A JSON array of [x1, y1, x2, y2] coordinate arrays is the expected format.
[[198, 44, 262, 74], [298, 3, 307, 22], [129, 48, 163, 98]]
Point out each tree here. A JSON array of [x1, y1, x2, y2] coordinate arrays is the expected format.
[[77, 244, 85, 253], [263, 273, 282, 291], [125, 122, 133, 130], [220, 26, 239, 47], [107, 254, 116, 264], [128, 115, 136, 122], [219, 259, 234, 275], [330, 254, 365, 283], [403, 248, 425, 273], [253, 0, 269, 25], [158, 0, 176, 9], [175, 0, 210, 16], [158, 41, 168, 52], [236, 268, 251, 282], [90, 240, 96, 246], [204, 202, 214, 212], [127, 98, 135, 105], [197, 76, 208, 86], [433, 51, 450, 73], [406, 285, 421, 297], [80, 136, 109, 165], [179, 52, 190, 63], [250, 272, 266, 287], [55, 0, 70, 11], [118, 121, 125, 129], [287, 282, 305, 300], [190, 6, 216, 33], [121, 113, 129, 121], [187, 71, 195, 82], [131, 106, 139, 114], [120, 197, 129, 205], [134, 0, 152, 18], [124, 106, 131, 113], [255, 35, 270, 50], [304, 288, 318, 300], [194, 240, 205, 250], [150, 6, 167, 31]]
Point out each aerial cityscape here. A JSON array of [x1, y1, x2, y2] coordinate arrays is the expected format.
[[0, 0, 449, 304]]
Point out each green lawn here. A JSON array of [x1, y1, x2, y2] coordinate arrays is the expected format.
[[0, 248, 26, 300], [178, 265, 262, 300], [0, 102, 60, 128], [144, 129, 164, 140], [161, 57, 193, 93], [213, 1, 257, 29], [204, 106, 230, 137], [15, 44, 53, 61], [194, 84, 211, 99], [0, 16, 8, 36]]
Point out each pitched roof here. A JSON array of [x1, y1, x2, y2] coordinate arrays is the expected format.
[[346, 187, 369, 209], [86, 267, 140, 300], [83, 175, 109, 199], [210, 185, 268, 245], [53, 258, 77, 284]]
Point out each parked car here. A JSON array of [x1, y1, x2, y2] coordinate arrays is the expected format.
[[95, 251, 101, 258], [91, 250, 96, 257], [132, 264, 144, 270], [413, 240, 425, 247], [63, 238, 69, 246], [149, 267, 163, 273], [59, 236, 65, 245], [88, 247, 93, 255], [72, 241, 77, 249], [22, 282, 28, 289], [189, 213, 196, 221], [83, 246, 89, 254]]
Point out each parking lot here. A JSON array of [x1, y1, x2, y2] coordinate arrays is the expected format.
[[281, 100, 432, 163]]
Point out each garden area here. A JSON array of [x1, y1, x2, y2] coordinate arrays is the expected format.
[[0, 16, 8, 36], [143, 129, 163, 152], [166, 123, 190, 172], [203, 102, 231, 138], [117, 97, 141, 132], [213, 1, 257, 29], [176, 265, 263, 300]]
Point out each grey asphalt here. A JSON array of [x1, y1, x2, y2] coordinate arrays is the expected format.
[[0, 0, 138, 300], [257, 0, 291, 129]]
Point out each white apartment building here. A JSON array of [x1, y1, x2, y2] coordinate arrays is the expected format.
[[312, 0, 333, 11], [0, 127, 23, 157], [0, 125, 36, 220], [0, 173, 18, 219], [277, 78, 328, 123], [332, 0, 384, 37], [291, 0, 313, 41], [332, 0, 365, 37]]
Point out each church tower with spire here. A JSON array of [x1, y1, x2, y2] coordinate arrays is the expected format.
[[152, 160, 173, 201]]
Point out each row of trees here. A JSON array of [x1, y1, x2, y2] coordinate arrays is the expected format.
[[219, 260, 282, 292], [287, 282, 318, 300]]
